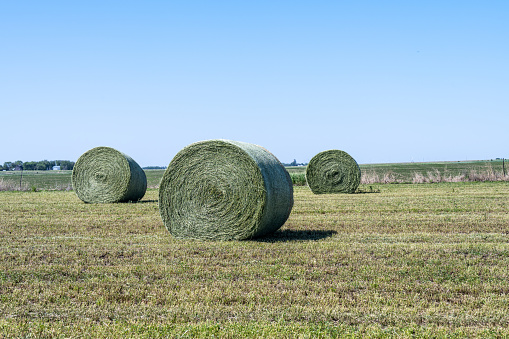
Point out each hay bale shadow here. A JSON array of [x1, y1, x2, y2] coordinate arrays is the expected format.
[[354, 190, 380, 194], [255, 229, 337, 242]]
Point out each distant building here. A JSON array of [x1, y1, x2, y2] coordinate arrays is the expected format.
[[52, 166, 61, 170]]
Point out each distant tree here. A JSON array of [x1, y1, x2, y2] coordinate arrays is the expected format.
[[35, 160, 50, 170], [3, 162, 12, 171], [23, 161, 37, 170], [41, 160, 52, 170], [13, 160, 23, 170], [290, 159, 297, 166], [59, 160, 75, 170]]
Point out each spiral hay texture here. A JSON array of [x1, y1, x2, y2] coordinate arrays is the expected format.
[[306, 150, 361, 194], [159, 140, 294, 240], [72, 147, 147, 203]]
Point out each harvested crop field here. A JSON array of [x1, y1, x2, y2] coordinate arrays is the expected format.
[[1, 179, 509, 337]]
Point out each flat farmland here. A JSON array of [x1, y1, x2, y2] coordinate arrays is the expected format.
[[287, 159, 508, 183], [0, 169, 165, 190], [1, 180, 509, 337], [1, 159, 506, 190]]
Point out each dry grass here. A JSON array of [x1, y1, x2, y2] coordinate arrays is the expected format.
[[0, 178, 30, 191], [360, 170, 400, 184], [361, 165, 509, 185]]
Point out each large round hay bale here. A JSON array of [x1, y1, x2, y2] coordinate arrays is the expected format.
[[72, 147, 147, 203], [306, 150, 361, 194], [159, 139, 294, 240]]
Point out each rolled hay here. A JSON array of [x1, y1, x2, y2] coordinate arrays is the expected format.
[[72, 147, 147, 203], [306, 150, 361, 194], [159, 139, 294, 240]]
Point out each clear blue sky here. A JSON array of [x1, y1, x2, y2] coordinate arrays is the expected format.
[[2, 1, 508, 166]]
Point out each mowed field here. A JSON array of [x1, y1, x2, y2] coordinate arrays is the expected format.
[[1, 164, 509, 337]]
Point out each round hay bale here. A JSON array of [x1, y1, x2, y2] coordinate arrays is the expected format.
[[72, 147, 147, 203], [306, 150, 361, 194], [159, 139, 294, 240]]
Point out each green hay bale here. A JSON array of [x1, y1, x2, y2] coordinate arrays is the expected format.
[[159, 139, 294, 240], [306, 150, 361, 194], [72, 147, 147, 203]]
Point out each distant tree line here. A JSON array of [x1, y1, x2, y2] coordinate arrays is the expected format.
[[142, 166, 167, 170], [1, 160, 75, 171]]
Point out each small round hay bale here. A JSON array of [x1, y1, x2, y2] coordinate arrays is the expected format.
[[306, 150, 360, 194], [72, 147, 147, 203], [159, 139, 294, 240]]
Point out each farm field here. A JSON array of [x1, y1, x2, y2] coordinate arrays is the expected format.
[[1, 181, 509, 337], [0, 169, 165, 191], [1, 159, 506, 190], [288, 159, 508, 184], [360, 159, 508, 183]]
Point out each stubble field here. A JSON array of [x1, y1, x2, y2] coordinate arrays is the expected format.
[[1, 176, 509, 337]]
